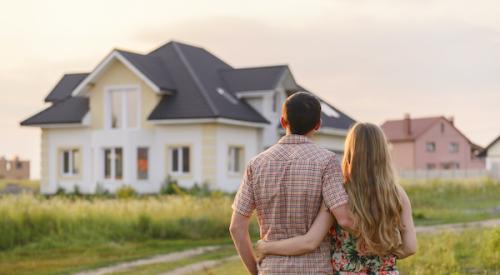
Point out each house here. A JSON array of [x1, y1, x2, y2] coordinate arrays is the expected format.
[[381, 114, 485, 172], [479, 136, 500, 179], [0, 156, 30, 180], [21, 41, 355, 194]]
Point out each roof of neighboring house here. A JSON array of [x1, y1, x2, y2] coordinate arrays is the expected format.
[[20, 97, 89, 126], [381, 116, 484, 155], [44, 73, 89, 102], [478, 135, 500, 157], [381, 116, 445, 142], [21, 41, 355, 129]]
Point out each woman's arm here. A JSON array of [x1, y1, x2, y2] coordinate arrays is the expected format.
[[396, 186, 417, 259], [255, 203, 334, 256]]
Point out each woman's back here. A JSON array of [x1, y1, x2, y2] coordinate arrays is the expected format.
[[330, 224, 398, 274]]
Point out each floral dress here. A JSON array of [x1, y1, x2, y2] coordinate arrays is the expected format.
[[330, 224, 398, 275]]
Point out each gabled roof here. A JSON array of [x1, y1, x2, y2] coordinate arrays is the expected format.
[[381, 116, 443, 142], [479, 135, 500, 156], [21, 97, 89, 126], [116, 50, 176, 91], [21, 40, 355, 128], [220, 65, 289, 93], [45, 73, 88, 102], [381, 116, 481, 150]]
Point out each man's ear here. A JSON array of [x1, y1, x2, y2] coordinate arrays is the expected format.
[[280, 116, 288, 130], [314, 119, 322, 131]]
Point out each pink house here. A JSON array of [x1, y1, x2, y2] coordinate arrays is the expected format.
[[381, 115, 485, 171]]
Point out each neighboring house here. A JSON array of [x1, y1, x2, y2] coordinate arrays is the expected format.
[[21, 41, 355, 194], [479, 136, 500, 179], [0, 156, 30, 180], [381, 115, 485, 172]]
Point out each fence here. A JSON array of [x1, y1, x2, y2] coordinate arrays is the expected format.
[[397, 169, 489, 180]]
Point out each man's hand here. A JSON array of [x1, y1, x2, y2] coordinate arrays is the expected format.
[[229, 211, 258, 275]]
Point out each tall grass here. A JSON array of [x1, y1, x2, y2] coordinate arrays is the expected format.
[[398, 228, 500, 274], [0, 194, 258, 250], [401, 178, 500, 225]]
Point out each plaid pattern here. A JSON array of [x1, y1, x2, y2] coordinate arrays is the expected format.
[[233, 134, 349, 274]]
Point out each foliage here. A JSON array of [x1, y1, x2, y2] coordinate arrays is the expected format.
[[400, 178, 500, 225], [116, 186, 137, 199], [0, 194, 259, 251]]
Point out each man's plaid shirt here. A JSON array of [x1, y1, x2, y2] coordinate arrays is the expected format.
[[232, 134, 349, 274]]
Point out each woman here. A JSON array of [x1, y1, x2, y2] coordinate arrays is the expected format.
[[255, 123, 417, 274]]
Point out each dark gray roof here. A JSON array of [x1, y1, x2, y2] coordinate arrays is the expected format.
[[117, 50, 176, 91], [45, 73, 88, 102], [219, 66, 288, 93], [21, 97, 89, 126], [147, 42, 268, 123], [22, 40, 355, 128]]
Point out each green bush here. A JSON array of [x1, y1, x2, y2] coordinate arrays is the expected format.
[[116, 186, 137, 199]]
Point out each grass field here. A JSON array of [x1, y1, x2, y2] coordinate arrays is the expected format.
[[197, 228, 500, 275], [0, 179, 498, 274], [402, 178, 500, 225]]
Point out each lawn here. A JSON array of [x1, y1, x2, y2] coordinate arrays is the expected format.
[[0, 179, 498, 274], [401, 178, 500, 225], [197, 228, 500, 275]]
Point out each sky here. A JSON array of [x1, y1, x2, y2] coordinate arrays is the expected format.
[[1, 0, 499, 179]]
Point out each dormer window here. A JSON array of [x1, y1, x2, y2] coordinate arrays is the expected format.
[[107, 86, 139, 129]]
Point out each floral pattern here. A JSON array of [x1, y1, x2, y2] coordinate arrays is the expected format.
[[330, 224, 398, 275]]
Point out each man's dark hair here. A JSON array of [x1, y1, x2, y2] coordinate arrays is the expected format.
[[283, 92, 321, 135]]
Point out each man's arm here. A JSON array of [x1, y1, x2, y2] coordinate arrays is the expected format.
[[322, 154, 354, 231], [229, 211, 258, 275]]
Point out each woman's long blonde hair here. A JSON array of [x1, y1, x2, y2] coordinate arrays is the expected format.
[[342, 122, 404, 256]]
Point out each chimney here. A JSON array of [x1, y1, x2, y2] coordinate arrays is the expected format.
[[404, 113, 411, 136], [448, 116, 454, 125]]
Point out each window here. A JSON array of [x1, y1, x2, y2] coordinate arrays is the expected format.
[[228, 146, 244, 173], [61, 149, 80, 176], [426, 142, 436, 152], [449, 142, 459, 153], [170, 146, 190, 174], [426, 163, 436, 170], [272, 92, 280, 113], [440, 123, 445, 133], [104, 148, 123, 180], [137, 147, 149, 180], [441, 162, 459, 170], [109, 88, 139, 129]]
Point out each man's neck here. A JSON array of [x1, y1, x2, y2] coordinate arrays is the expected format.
[[285, 129, 315, 139]]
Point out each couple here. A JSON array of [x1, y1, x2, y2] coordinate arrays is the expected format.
[[230, 92, 417, 274]]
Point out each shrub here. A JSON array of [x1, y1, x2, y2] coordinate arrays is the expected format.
[[116, 186, 137, 199]]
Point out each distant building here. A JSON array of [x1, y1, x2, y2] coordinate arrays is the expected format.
[[381, 115, 485, 172], [480, 136, 500, 179], [20, 41, 355, 194], [0, 156, 30, 180]]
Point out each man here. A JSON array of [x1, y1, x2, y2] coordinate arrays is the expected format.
[[230, 92, 353, 275]]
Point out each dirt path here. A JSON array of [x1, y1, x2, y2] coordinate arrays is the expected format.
[[159, 255, 240, 275], [76, 218, 499, 275], [74, 246, 221, 275], [415, 218, 500, 234]]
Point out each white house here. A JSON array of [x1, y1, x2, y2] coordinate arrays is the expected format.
[[481, 136, 500, 179], [21, 41, 356, 194]]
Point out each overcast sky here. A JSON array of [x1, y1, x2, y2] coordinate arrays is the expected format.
[[1, 0, 499, 178]]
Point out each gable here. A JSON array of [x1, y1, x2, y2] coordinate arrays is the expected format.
[[72, 51, 171, 97], [87, 59, 160, 129]]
